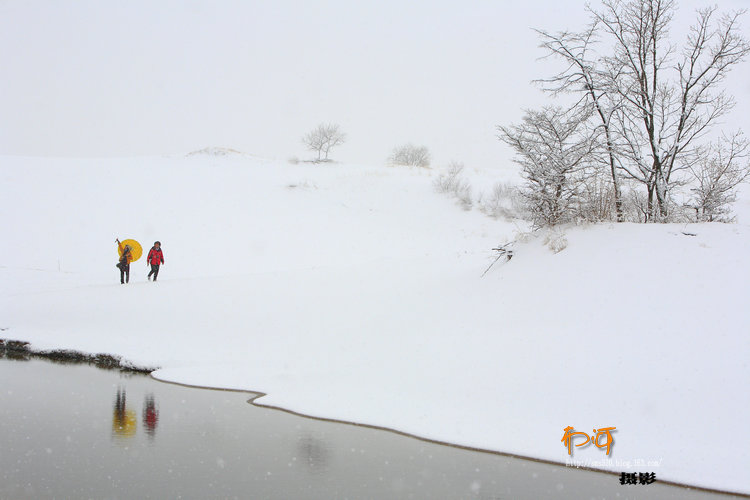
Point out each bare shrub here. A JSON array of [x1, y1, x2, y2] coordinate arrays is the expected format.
[[543, 229, 568, 253], [434, 162, 473, 210], [479, 182, 526, 220], [455, 183, 473, 210], [389, 144, 431, 167], [434, 162, 464, 193], [688, 133, 750, 222], [625, 189, 650, 223], [578, 176, 616, 222]]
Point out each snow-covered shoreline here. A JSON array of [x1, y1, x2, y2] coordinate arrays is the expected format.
[[2, 155, 748, 494]]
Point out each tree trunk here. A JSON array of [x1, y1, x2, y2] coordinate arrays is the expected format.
[[655, 171, 669, 219], [595, 107, 623, 222], [646, 183, 655, 222], [608, 147, 624, 222]]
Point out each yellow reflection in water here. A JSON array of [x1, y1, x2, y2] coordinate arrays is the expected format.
[[112, 387, 136, 438]]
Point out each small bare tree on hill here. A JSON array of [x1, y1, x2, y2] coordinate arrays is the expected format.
[[303, 123, 346, 162]]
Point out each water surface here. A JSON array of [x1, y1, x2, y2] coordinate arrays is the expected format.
[[0, 358, 739, 499]]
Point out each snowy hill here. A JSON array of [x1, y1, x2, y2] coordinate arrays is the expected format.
[[1, 155, 748, 494]]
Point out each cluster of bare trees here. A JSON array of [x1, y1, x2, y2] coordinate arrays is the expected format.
[[500, 0, 750, 226]]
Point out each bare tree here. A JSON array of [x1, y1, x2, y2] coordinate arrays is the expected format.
[[302, 123, 346, 162], [536, 25, 626, 222], [499, 107, 596, 227], [591, 0, 750, 220], [388, 144, 431, 167], [688, 132, 750, 222], [526, 1, 750, 222]]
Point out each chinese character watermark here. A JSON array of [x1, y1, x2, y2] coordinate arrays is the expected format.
[[619, 472, 656, 485], [561, 426, 617, 456]]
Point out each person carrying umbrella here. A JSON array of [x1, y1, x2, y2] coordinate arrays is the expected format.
[[116, 238, 133, 284]]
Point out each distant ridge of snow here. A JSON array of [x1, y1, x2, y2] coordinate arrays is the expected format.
[[187, 147, 248, 157]]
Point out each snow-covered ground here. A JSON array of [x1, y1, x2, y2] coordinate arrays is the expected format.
[[2, 154, 748, 494]]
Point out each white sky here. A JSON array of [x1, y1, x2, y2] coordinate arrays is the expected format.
[[1, 0, 748, 168]]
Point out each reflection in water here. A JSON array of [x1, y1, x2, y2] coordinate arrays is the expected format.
[[112, 387, 136, 439], [297, 433, 330, 473], [143, 393, 159, 440], [112, 388, 159, 440]]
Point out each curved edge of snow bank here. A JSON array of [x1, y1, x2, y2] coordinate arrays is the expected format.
[[150, 367, 750, 499]]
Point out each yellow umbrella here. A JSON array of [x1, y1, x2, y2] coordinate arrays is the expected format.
[[118, 239, 143, 262]]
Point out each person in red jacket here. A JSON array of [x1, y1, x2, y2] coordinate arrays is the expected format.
[[146, 241, 165, 281]]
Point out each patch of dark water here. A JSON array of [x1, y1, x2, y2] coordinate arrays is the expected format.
[[0, 358, 742, 499]]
